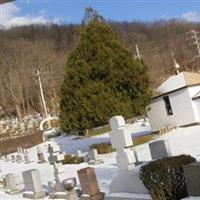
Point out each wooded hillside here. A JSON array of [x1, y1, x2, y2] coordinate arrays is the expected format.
[[1, 20, 200, 118]]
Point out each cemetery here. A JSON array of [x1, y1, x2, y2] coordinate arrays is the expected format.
[[1, 1, 200, 200], [1, 115, 200, 200]]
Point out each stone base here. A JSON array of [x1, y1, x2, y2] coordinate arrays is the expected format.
[[109, 166, 148, 194], [82, 192, 105, 200], [51, 191, 68, 199], [25, 161, 32, 164], [105, 193, 152, 200], [5, 189, 21, 195], [23, 190, 46, 199], [67, 190, 79, 200], [182, 197, 200, 200], [89, 160, 104, 165]]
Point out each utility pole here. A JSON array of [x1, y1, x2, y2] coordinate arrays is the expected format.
[[186, 30, 200, 58], [135, 44, 142, 60], [36, 69, 48, 118]]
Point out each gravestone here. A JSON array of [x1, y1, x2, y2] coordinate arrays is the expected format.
[[149, 140, 171, 160], [22, 169, 46, 199], [76, 150, 83, 157], [78, 167, 104, 200], [5, 154, 11, 162], [37, 145, 46, 163], [184, 162, 200, 196], [109, 116, 136, 171], [16, 154, 23, 163], [24, 153, 31, 164], [106, 116, 149, 199], [63, 178, 79, 200], [48, 143, 67, 199], [89, 149, 104, 165], [5, 173, 20, 194], [11, 155, 16, 162]]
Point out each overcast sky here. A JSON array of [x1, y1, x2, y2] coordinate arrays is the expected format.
[[0, 0, 200, 28]]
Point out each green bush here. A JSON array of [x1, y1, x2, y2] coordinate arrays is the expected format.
[[140, 155, 196, 200], [62, 155, 84, 164], [90, 143, 114, 154]]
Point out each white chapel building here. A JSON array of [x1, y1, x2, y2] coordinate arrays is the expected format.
[[147, 71, 200, 132]]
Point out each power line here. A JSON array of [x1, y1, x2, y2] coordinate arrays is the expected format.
[[186, 30, 200, 58]]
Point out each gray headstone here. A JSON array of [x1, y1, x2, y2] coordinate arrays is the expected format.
[[37, 152, 46, 163], [24, 154, 31, 164], [5, 173, 20, 194], [22, 169, 46, 199], [11, 155, 16, 162], [76, 150, 83, 158], [89, 149, 99, 161], [149, 140, 171, 160], [16, 154, 23, 163], [184, 162, 200, 196]]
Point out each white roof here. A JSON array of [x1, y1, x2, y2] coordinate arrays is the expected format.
[[157, 71, 200, 95]]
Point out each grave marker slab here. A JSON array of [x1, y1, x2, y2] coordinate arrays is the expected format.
[[5, 173, 20, 194], [22, 169, 46, 199], [149, 140, 171, 160], [184, 162, 200, 196], [78, 167, 104, 200]]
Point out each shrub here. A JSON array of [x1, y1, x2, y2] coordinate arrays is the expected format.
[[140, 155, 196, 200], [62, 155, 84, 164], [90, 143, 114, 154]]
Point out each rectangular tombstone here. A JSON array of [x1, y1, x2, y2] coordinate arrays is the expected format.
[[78, 167, 100, 196], [149, 140, 171, 160], [5, 173, 20, 194], [37, 152, 46, 163], [76, 150, 83, 158], [89, 149, 99, 161], [184, 162, 200, 196], [22, 169, 46, 199]]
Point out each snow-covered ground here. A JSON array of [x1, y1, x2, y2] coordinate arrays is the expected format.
[[1, 121, 200, 200]]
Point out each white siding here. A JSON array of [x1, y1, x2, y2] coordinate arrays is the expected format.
[[193, 99, 200, 122], [188, 86, 200, 122], [147, 88, 197, 132]]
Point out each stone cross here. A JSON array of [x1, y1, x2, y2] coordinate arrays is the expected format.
[[5, 173, 20, 194], [22, 169, 46, 199], [78, 167, 104, 200], [48, 143, 66, 194], [109, 116, 136, 171]]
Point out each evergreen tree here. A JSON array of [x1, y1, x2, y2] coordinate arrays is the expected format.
[[60, 8, 151, 135]]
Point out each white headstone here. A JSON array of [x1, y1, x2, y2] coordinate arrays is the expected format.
[[89, 149, 99, 161], [48, 143, 67, 196], [107, 116, 148, 196], [5, 173, 20, 194], [22, 169, 46, 199], [24, 153, 31, 164], [16, 154, 23, 163], [109, 116, 136, 171]]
